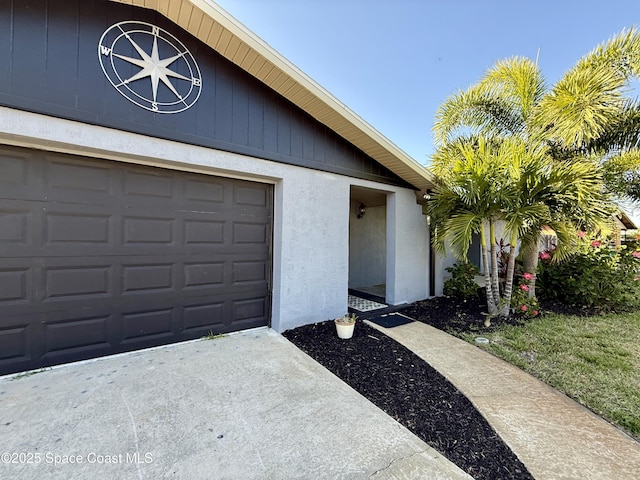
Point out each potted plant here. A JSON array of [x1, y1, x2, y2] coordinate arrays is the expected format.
[[334, 313, 357, 339]]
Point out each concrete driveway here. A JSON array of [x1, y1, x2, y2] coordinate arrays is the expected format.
[[0, 328, 471, 480]]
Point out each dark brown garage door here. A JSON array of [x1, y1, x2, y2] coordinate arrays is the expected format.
[[0, 146, 272, 375]]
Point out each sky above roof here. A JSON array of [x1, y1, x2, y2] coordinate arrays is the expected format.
[[213, 0, 639, 166]]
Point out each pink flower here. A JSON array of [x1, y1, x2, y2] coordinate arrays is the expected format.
[[522, 272, 534, 281], [632, 251, 640, 259], [532, 310, 539, 316], [577, 230, 586, 238], [540, 252, 551, 260], [591, 240, 602, 248], [520, 284, 529, 291], [520, 304, 528, 311], [635, 276, 639, 282]]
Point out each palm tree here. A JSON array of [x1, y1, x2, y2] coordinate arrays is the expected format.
[[535, 28, 640, 201], [430, 136, 507, 320], [431, 28, 640, 298], [430, 135, 610, 323]]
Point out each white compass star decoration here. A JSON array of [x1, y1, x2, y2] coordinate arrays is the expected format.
[[114, 31, 189, 103], [98, 21, 202, 114]]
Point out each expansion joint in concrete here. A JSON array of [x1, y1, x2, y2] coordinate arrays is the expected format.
[[368, 449, 430, 478]]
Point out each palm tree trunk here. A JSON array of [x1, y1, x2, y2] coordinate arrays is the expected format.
[[489, 219, 500, 304], [480, 224, 497, 326], [499, 234, 519, 318]]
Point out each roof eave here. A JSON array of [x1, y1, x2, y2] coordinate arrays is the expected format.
[[109, 0, 435, 192]]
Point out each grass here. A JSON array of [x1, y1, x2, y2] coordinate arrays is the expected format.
[[460, 311, 640, 439], [202, 331, 227, 340], [11, 367, 51, 381]]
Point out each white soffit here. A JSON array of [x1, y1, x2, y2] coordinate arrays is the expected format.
[[109, 0, 435, 191]]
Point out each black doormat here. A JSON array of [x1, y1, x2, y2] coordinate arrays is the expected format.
[[366, 312, 414, 328]]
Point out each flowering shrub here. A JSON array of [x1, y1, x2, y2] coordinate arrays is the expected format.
[[537, 233, 640, 309], [510, 272, 540, 317], [443, 262, 480, 300]]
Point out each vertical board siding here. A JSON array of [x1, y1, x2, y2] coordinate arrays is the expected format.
[[0, 0, 410, 188]]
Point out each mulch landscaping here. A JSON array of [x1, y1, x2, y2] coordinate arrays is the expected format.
[[283, 295, 536, 480]]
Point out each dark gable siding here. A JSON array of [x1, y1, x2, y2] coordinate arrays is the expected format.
[[0, 0, 412, 188]]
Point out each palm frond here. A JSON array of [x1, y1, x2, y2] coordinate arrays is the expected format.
[[533, 27, 640, 147], [433, 87, 525, 145], [534, 62, 626, 146], [479, 56, 547, 119], [602, 150, 640, 200], [590, 99, 640, 153], [443, 212, 483, 260], [578, 27, 640, 79]]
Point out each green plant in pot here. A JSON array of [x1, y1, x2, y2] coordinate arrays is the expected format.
[[334, 313, 357, 339]]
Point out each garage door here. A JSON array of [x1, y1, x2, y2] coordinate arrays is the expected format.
[[0, 146, 272, 375]]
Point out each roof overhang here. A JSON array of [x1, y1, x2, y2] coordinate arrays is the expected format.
[[110, 0, 435, 192], [617, 211, 638, 230]]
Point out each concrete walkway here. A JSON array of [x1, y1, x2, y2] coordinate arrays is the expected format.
[[369, 320, 640, 480], [0, 328, 471, 480]]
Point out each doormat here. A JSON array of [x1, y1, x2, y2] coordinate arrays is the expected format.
[[348, 295, 388, 312], [366, 312, 414, 328]]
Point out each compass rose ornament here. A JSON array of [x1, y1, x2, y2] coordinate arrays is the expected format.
[[98, 21, 202, 113]]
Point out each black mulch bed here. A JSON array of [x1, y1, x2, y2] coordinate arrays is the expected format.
[[399, 296, 520, 336], [283, 307, 534, 480], [400, 295, 614, 336]]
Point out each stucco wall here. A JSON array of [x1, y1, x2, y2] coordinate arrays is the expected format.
[[0, 106, 430, 331], [386, 190, 430, 304], [349, 202, 386, 289]]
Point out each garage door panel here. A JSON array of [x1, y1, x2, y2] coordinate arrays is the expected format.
[[183, 302, 225, 333], [37, 153, 120, 206], [234, 184, 268, 206], [41, 314, 113, 358], [233, 221, 268, 244], [0, 146, 272, 375], [184, 218, 226, 245], [0, 148, 37, 197], [181, 297, 268, 334], [121, 308, 176, 343], [0, 313, 46, 375], [1, 257, 270, 315], [0, 318, 33, 364], [44, 265, 112, 301], [122, 215, 175, 245], [123, 169, 174, 200], [185, 178, 226, 204], [45, 211, 113, 247], [122, 263, 175, 294], [0, 149, 30, 183], [37, 257, 117, 310], [232, 260, 268, 284], [183, 262, 225, 289], [231, 296, 269, 329], [0, 203, 32, 247], [0, 266, 32, 305], [46, 158, 113, 197]]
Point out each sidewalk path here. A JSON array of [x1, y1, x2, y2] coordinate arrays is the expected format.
[[369, 320, 640, 480]]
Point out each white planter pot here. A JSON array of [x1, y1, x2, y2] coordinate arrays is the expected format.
[[335, 320, 355, 339]]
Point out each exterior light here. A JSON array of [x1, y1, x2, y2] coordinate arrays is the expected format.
[[357, 204, 366, 219]]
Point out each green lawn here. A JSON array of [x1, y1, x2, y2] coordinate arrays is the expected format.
[[459, 311, 640, 439]]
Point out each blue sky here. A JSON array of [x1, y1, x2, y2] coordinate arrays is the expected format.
[[214, 0, 638, 165]]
